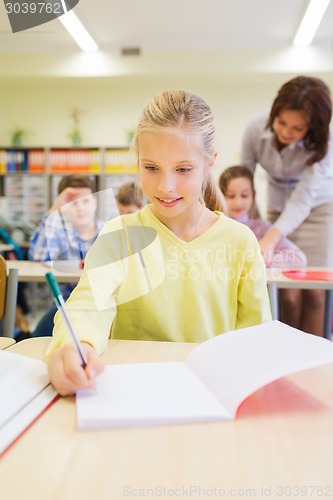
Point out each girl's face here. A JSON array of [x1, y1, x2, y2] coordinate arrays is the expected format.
[[273, 109, 308, 145], [224, 177, 254, 220], [138, 129, 211, 224]]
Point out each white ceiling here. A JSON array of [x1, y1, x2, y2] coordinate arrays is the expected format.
[[0, 0, 332, 53], [0, 0, 332, 80]]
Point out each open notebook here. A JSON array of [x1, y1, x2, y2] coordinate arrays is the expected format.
[[0, 350, 58, 456], [76, 320, 333, 430]]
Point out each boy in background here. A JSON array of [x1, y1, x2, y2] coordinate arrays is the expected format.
[[116, 182, 145, 215], [29, 174, 104, 337]]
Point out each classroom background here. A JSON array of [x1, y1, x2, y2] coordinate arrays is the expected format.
[[1, 76, 333, 218], [0, 1, 333, 218], [1, 1, 333, 335]]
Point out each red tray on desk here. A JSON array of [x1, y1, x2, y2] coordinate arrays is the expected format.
[[283, 270, 333, 281]]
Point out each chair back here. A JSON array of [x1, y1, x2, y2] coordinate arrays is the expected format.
[[0, 255, 19, 338], [0, 255, 6, 319]]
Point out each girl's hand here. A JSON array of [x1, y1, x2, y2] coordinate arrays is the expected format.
[[258, 227, 282, 267], [47, 342, 105, 396]]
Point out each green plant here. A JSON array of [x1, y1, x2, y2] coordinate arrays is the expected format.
[[68, 129, 82, 146], [11, 128, 26, 146], [68, 106, 83, 145]]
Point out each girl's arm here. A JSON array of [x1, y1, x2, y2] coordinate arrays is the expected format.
[[45, 268, 117, 395], [46, 220, 126, 394]]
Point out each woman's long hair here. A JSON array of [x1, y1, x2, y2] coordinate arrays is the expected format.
[[267, 76, 332, 164]]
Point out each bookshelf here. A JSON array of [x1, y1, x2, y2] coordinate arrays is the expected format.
[[0, 147, 138, 224], [0, 147, 138, 324]]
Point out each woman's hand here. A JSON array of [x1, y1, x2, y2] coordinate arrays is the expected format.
[[47, 342, 105, 396], [258, 227, 282, 267]]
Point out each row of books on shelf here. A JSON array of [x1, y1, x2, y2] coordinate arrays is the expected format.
[[0, 148, 137, 174], [0, 149, 45, 173], [2, 171, 138, 225], [49, 149, 101, 173]]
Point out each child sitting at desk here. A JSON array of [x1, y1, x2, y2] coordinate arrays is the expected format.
[[46, 89, 272, 396], [219, 166, 307, 268], [28, 174, 105, 337], [116, 182, 145, 215], [29, 177, 145, 337]]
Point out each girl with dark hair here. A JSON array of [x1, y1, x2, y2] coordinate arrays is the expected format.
[[219, 166, 306, 268]]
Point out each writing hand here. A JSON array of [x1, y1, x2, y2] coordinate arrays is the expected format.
[[48, 342, 105, 396]]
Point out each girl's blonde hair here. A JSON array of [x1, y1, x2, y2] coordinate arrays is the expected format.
[[132, 90, 226, 212]]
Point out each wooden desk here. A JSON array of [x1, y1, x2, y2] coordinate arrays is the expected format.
[[266, 269, 333, 339], [1, 337, 333, 500], [0, 243, 14, 254], [5, 262, 333, 337], [0, 337, 15, 349], [6, 260, 82, 283]]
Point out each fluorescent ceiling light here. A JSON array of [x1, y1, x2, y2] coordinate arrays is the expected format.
[[293, 0, 331, 47], [59, 10, 98, 53]]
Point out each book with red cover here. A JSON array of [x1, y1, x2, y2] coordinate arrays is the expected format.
[[0, 350, 58, 456], [283, 270, 333, 281]]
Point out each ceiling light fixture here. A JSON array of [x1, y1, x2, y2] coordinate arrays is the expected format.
[[293, 0, 331, 47], [58, 9, 98, 53]]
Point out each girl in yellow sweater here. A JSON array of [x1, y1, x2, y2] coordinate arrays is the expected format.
[[47, 90, 271, 395]]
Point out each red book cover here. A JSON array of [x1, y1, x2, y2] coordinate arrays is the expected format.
[[283, 270, 333, 281]]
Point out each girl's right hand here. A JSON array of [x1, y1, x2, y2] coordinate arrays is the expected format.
[[47, 342, 105, 396]]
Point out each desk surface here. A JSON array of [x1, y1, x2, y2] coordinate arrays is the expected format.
[[0, 337, 15, 349], [7, 260, 333, 289], [0, 243, 14, 252], [6, 260, 82, 283], [1, 337, 333, 500], [6, 261, 333, 288]]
